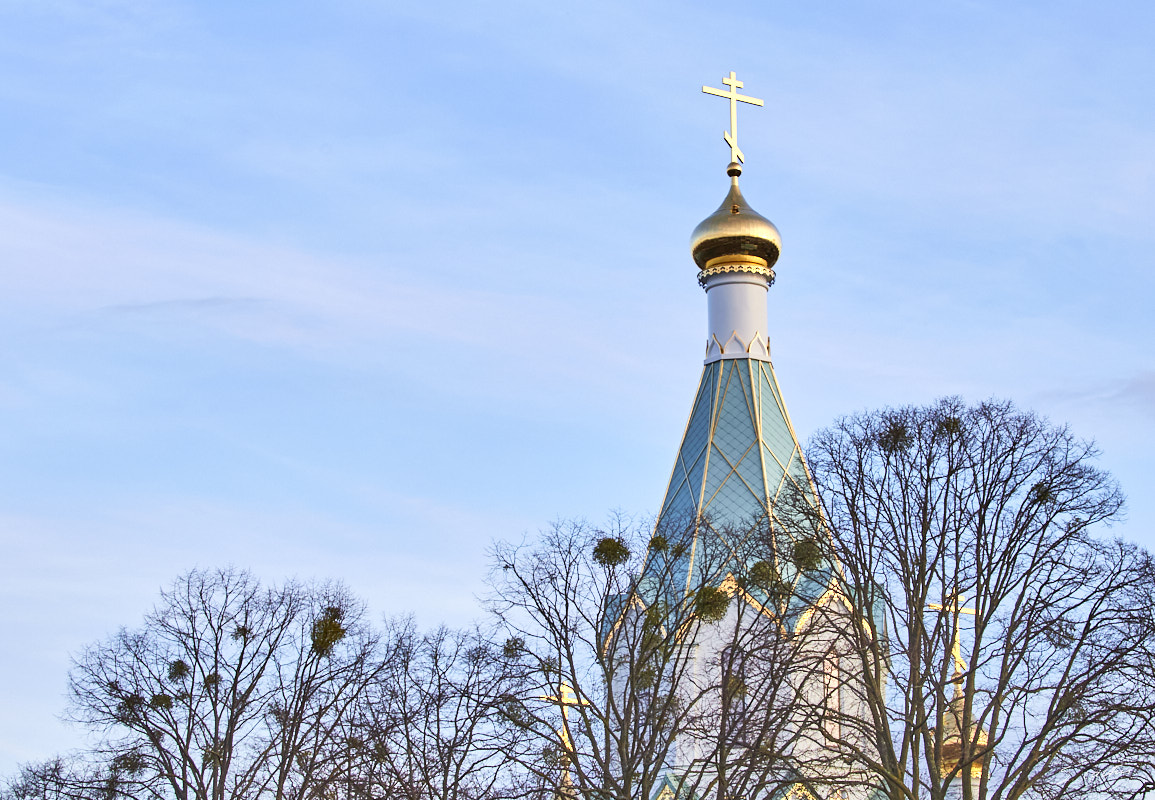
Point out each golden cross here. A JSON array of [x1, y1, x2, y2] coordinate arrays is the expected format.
[[927, 591, 977, 682], [540, 682, 589, 793], [540, 682, 589, 755], [702, 71, 764, 164]]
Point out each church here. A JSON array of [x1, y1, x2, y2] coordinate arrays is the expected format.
[[568, 72, 988, 800]]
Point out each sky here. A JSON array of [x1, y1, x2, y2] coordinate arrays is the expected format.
[[1, 0, 1153, 776]]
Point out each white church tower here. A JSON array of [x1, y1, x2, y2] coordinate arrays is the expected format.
[[655, 71, 808, 564], [638, 73, 880, 800]]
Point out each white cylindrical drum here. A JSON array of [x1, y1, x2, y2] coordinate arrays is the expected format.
[[704, 270, 770, 362]]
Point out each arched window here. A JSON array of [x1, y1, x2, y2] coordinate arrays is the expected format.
[[822, 649, 841, 741], [722, 645, 748, 742]]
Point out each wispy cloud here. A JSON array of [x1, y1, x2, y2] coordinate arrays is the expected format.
[[102, 296, 263, 314], [1066, 371, 1155, 422], [0, 191, 691, 426], [0, 194, 512, 349], [1110, 372, 1155, 419]]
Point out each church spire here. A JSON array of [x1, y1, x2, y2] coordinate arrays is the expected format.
[[643, 73, 822, 611]]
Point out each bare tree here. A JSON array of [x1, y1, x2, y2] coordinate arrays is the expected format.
[[485, 515, 831, 800], [3, 756, 132, 800], [61, 567, 381, 800], [346, 617, 539, 800], [784, 398, 1155, 800]]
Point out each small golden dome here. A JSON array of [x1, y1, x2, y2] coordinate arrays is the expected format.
[[690, 162, 781, 271], [934, 693, 990, 780]]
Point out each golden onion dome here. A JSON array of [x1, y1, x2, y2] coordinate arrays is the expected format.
[[933, 692, 990, 781], [690, 162, 781, 272]]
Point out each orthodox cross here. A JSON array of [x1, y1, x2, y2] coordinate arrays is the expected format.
[[702, 71, 764, 164], [540, 682, 590, 787], [927, 591, 978, 683]]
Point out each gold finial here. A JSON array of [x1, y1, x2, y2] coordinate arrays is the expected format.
[[702, 71, 764, 164]]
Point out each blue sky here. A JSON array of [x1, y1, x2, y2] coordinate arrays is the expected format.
[[1, 0, 1152, 773]]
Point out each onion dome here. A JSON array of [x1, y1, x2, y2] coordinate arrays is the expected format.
[[933, 691, 990, 782], [690, 162, 781, 281]]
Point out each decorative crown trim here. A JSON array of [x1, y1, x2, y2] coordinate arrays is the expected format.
[[697, 262, 776, 287]]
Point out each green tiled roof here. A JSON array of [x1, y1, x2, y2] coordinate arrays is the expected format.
[[648, 358, 826, 618]]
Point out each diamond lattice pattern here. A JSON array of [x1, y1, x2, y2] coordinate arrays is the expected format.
[[655, 359, 817, 593]]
